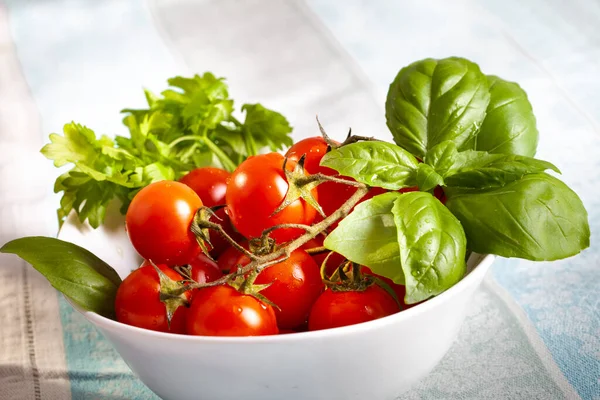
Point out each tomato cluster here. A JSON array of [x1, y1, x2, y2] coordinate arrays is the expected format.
[[117, 137, 433, 336]]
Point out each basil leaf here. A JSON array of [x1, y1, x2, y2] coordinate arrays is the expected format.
[[445, 155, 559, 189], [385, 57, 490, 158], [446, 174, 590, 260], [324, 192, 404, 284], [426, 140, 559, 188], [424, 141, 461, 177], [474, 75, 538, 157], [416, 163, 444, 192], [320, 141, 419, 190], [392, 192, 467, 304], [0, 237, 121, 318], [426, 141, 505, 176]]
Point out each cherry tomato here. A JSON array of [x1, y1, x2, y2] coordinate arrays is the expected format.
[[187, 285, 278, 336], [179, 167, 229, 207], [141, 257, 221, 285], [189, 254, 223, 285], [361, 266, 407, 307], [433, 186, 447, 204], [302, 236, 346, 276], [126, 180, 202, 265], [217, 242, 251, 273], [227, 153, 318, 243], [218, 245, 324, 329], [399, 186, 419, 194], [208, 209, 245, 258], [279, 329, 297, 334], [255, 249, 324, 329], [359, 186, 388, 203], [179, 167, 242, 257], [308, 285, 400, 331], [115, 264, 190, 333], [285, 137, 337, 175], [286, 137, 356, 220]]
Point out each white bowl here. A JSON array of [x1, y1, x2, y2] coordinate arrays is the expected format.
[[58, 206, 495, 400]]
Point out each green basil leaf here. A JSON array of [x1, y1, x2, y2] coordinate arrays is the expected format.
[[0, 237, 121, 318], [446, 174, 590, 260], [392, 192, 467, 304], [416, 163, 444, 192], [426, 140, 559, 188], [425, 141, 505, 176], [324, 192, 404, 284], [474, 75, 538, 157], [320, 141, 419, 190], [385, 57, 490, 158], [445, 155, 559, 189], [424, 141, 461, 177]]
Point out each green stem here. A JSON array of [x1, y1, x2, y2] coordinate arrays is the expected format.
[[167, 135, 202, 149], [173, 184, 370, 295], [202, 137, 237, 172], [231, 115, 259, 156], [244, 129, 259, 157]]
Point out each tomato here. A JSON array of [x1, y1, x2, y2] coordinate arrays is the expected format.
[[285, 137, 337, 175], [217, 242, 251, 273], [179, 167, 229, 207], [115, 264, 190, 333], [359, 186, 388, 203], [361, 266, 407, 306], [187, 285, 278, 336], [206, 208, 245, 258], [218, 245, 324, 329], [399, 186, 419, 194], [226, 153, 318, 243], [433, 186, 446, 204], [279, 329, 297, 334], [308, 285, 400, 331], [140, 256, 221, 286], [286, 137, 356, 220], [189, 254, 223, 285], [179, 167, 242, 258], [126, 180, 202, 265], [255, 249, 324, 329], [302, 236, 346, 276]]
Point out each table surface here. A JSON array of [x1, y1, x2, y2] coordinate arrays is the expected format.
[[0, 1, 598, 399]]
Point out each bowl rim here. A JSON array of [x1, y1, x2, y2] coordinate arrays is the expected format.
[[70, 253, 495, 343]]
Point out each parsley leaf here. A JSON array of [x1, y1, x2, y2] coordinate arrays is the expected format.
[[41, 73, 293, 228]]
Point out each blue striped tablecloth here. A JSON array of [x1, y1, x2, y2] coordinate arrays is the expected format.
[[0, 1, 597, 399]]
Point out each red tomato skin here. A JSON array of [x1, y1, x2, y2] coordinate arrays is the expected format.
[[186, 285, 278, 336], [361, 266, 408, 307], [302, 237, 346, 276], [126, 180, 202, 266], [255, 249, 324, 330], [217, 242, 251, 273], [285, 137, 338, 175], [308, 285, 400, 331], [115, 264, 189, 333], [362, 267, 422, 309], [226, 153, 318, 243], [433, 186, 447, 204], [286, 137, 356, 220], [189, 254, 223, 285], [179, 167, 241, 258], [179, 167, 230, 207], [208, 208, 244, 258], [140, 256, 221, 285]]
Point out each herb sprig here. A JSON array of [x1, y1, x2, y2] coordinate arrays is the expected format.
[[42, 73, 293, 228]]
